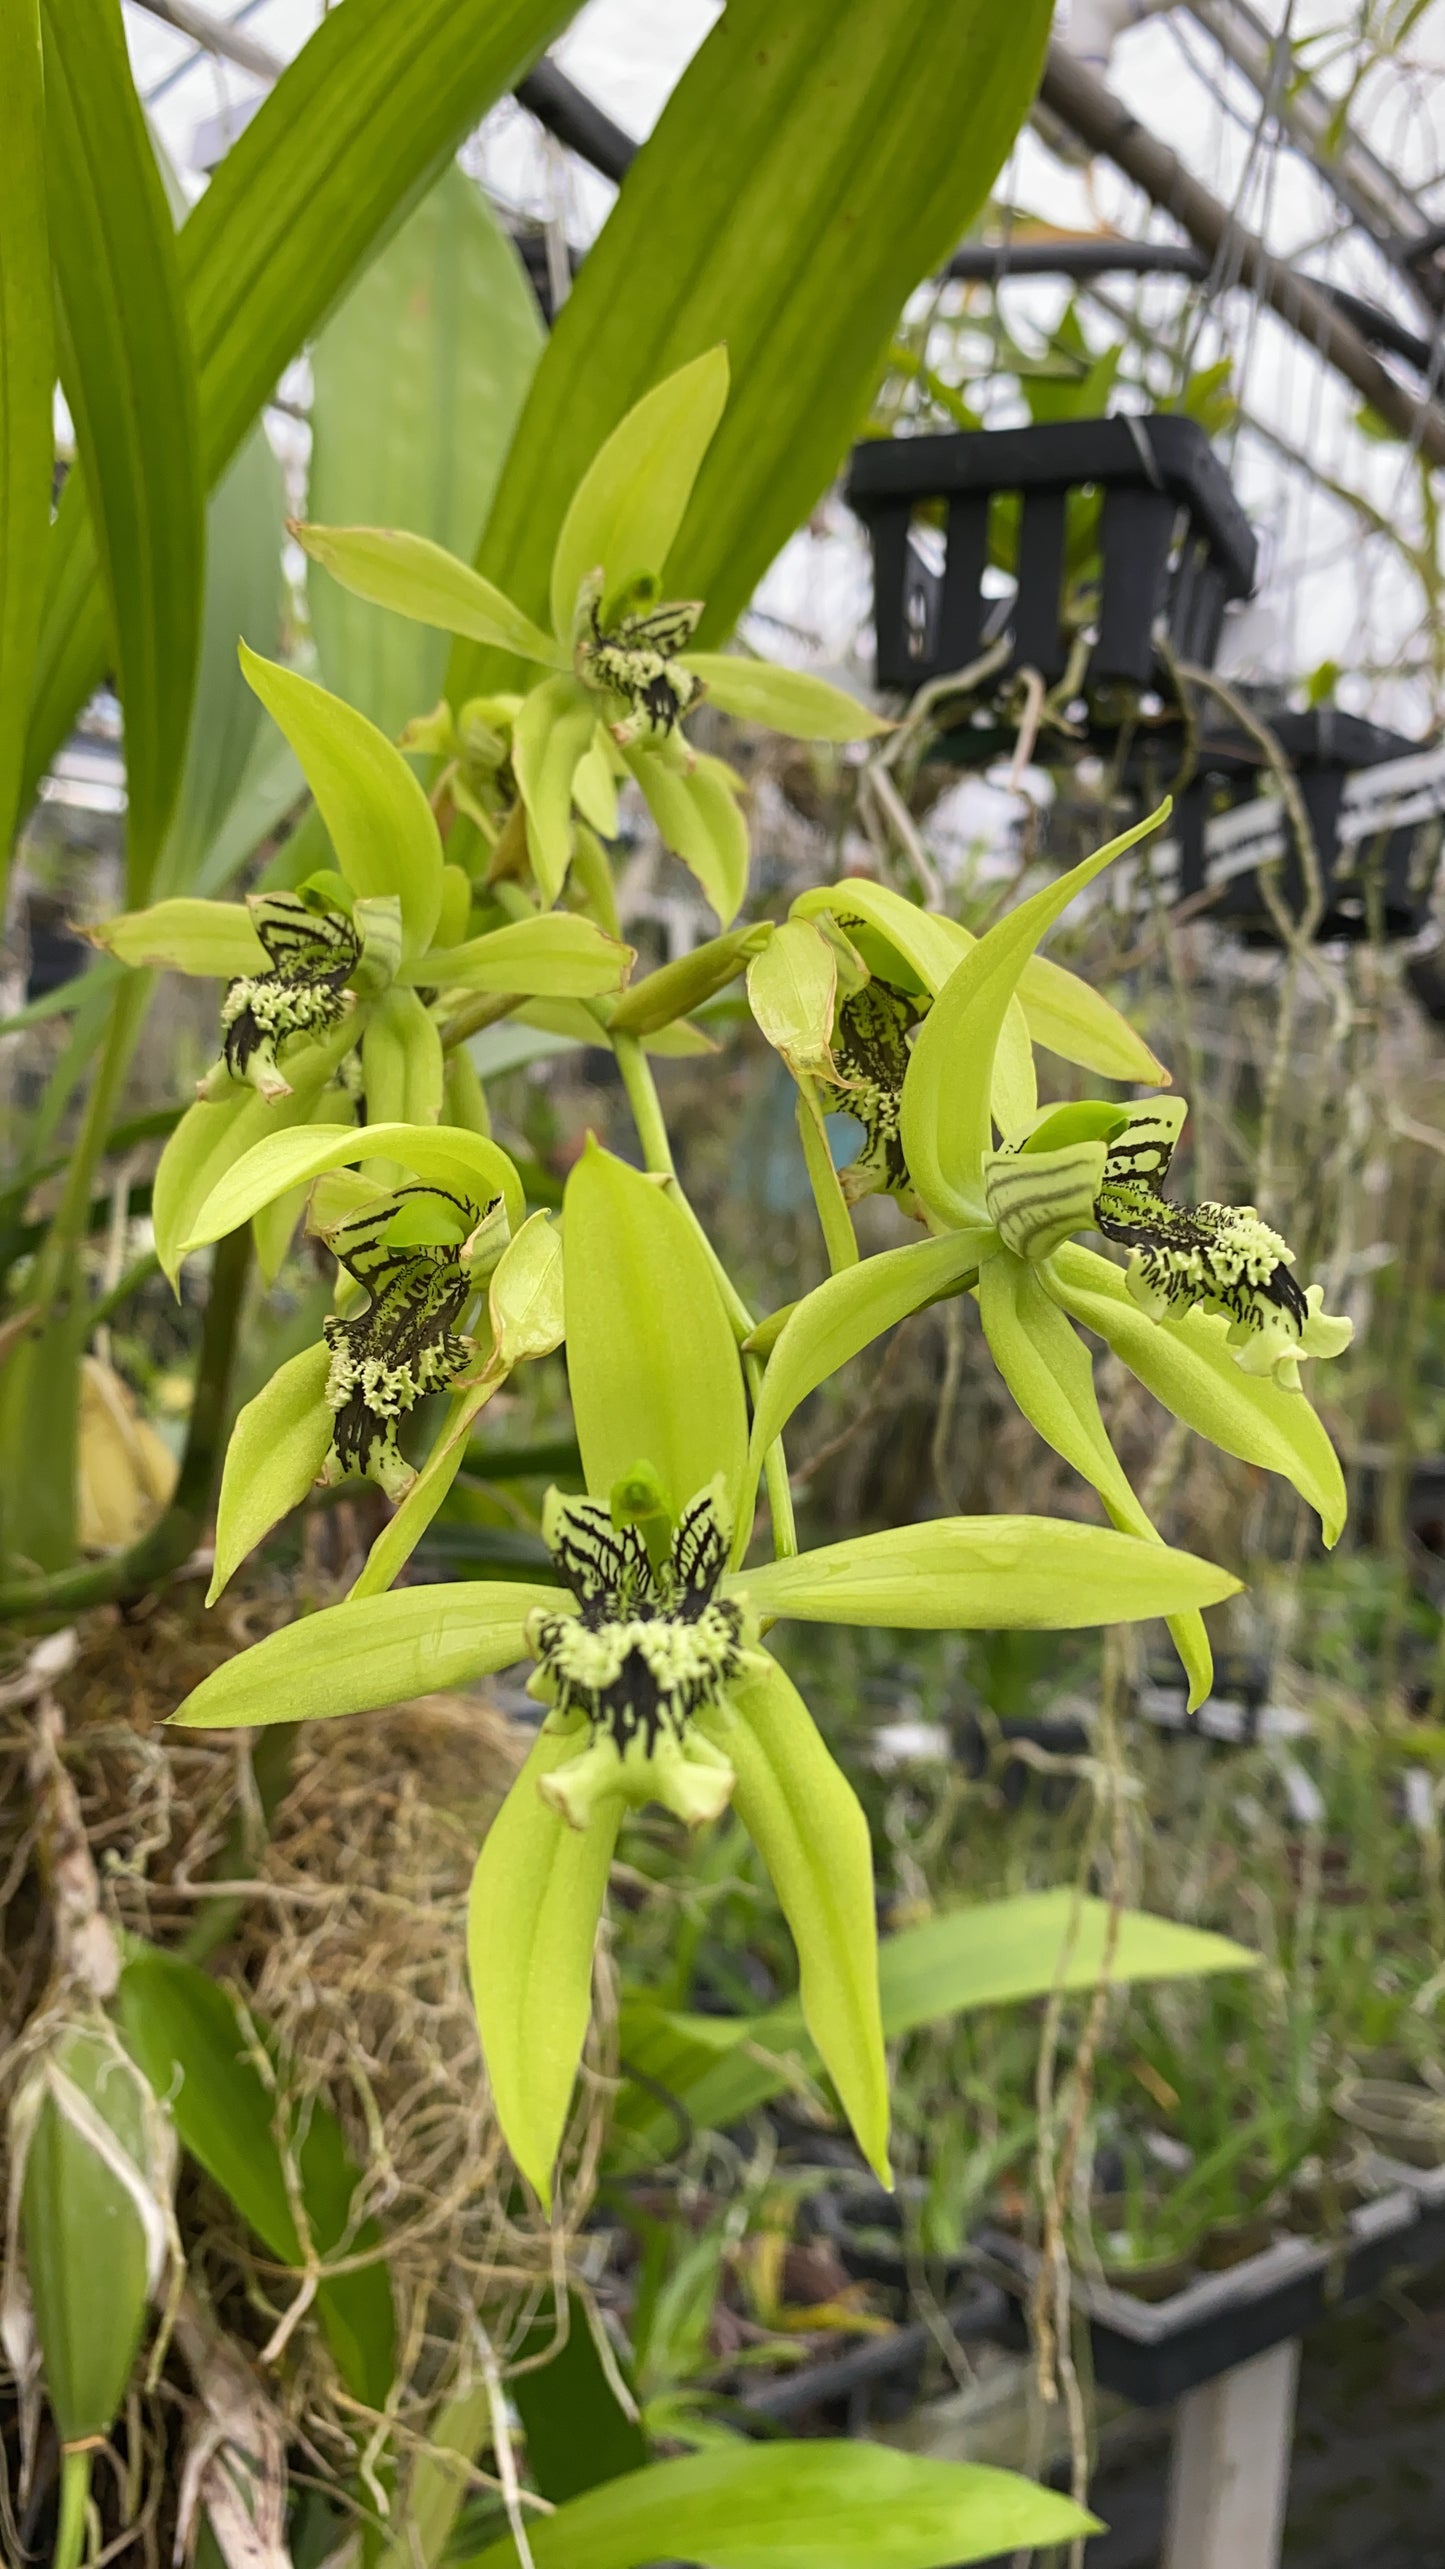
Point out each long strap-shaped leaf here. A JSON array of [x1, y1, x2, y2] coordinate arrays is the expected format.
[[41, 0, 203, 897], [0, 0, 51, 878], [452, 0, 1054, 696], [21, 0, 577, 817]]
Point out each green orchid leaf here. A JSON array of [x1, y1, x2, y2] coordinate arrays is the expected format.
[[615, 1890, 1256, 2158], [462, 2440, 1095, 2569], [625, 745, 749, 926], [1048, 1241, 1347, 1544], [297, 521, 564, 671], [1017, 951, 1169, 1087], [682, 652, 889, 742], [793, 879, 1035, 1135], [91, 898, 267, 978], [983, 1138, 1108, 1264], [743, 1230, 990, 1538], [239, 645, 444, 956], [899, 806, 1168, 1229], [151, 1025, 357, 1287], [700, 1656, 888, 2183], [746, 918, 838, 1077], [181, 1120, 525, 1259], [171, 1580, 564, 1729], [468, 1727, 622, 2211], [548, 348, 730, 642], [360, 985, 446, 1129], [42, 0, 204, 898], [22, 0, 583, 823], [978, 1255, 1213, 1709], [208, 1340, 333, 1604], [456, 0, 1055, 698], [0, 0, 53, 876], [118, 1946, 394, 2405], [610, 922, 771, 1037], [731, 1514, 1238, 1628], [563, 1143, 749, 1527], [513, 671, 597, 905], [307, 161, 547, 734], [413, 912, 634, 1000]]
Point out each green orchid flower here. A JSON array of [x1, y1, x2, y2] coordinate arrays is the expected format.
[[741, 817, 1351, 1713], [97, 650, 633, 1287], [171, 1139, 1238, 2207], [291, 347, 891, 925]]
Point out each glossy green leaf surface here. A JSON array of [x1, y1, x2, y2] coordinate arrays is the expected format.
[[683, 652, 889, 742], [563, 1144, 749, 1526], [240, 648, 443, 956], [157, 421, 287, 899], [616, 1891, 1256, 2150], [1048, 1240, 1348, 1544], [901, 811, 1167, 1229], [456, 0, 1057, 693], [464, 2440, 1095, 2569], [209, 1340, 333, 1603], [171, 1580, 563, 1729], [182, 1120, 525, 1255], [548, 348, 729, 639], [21, 0, 577, 813], [468, 1728, 621, 2209], [978, 1255, 1212, 1708], [17, 2027, 160, 2445], [118, 1946, 395, 2404], [42, 0, 203, 895], [309, 162, 547, 731], [94, 898, 267, 979], [701, 1657, 888, 2181], [414, 912, 633, 999], [732, 1515, 1239, 1627], [0, 0, 51, 873]]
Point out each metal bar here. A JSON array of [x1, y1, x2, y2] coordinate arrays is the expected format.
[[1037, 40, 1445, 467], [514, 58, 637, 185], [127, 0, 282, 80], [1182, 0, 1441, 310]]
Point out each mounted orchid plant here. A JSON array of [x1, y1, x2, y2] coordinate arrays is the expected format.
[[99, 353, 1351, 2211]]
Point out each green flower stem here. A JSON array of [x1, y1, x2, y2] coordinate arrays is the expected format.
[[613, 1030, 676, 1175], [439, 989, 522, 1053], [794, 1073, 859, 1274], [54, 2450, 91, 2569], [611, 1022, 797, 1561], [35, 970, 153, 1307], [0, 1223, 252, 1621]]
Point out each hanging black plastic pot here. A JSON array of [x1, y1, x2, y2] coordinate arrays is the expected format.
[[1175, 707, 1442, 941], [844, 413, 1257, 748]]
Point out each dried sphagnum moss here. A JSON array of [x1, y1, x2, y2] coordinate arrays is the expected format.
[[0, 1585, 613, 2556]]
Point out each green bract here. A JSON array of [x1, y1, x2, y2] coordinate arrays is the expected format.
[[175, 1143, 1239, 2207], [292, 350, 888, 926]]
